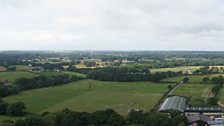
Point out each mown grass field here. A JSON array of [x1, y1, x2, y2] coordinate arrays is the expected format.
[[3, 80, 172, 116], [162, 74, 224, 83], [150, 66, 202, 73], [172, 84, 212, 98], [0, 72, 38, 83], [172, 84, 213, 106]]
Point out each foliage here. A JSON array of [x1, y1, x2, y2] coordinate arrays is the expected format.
[[207, 97, 219, 105], [0, 74, 83, 97], [87, 67, 181, 82], [183, 77, 189, 83], [6, 102, 26, 116]]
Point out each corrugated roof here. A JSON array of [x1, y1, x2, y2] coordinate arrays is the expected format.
[[159, 96, 187, 112], [185, 107, 224, 112], [186, 114, 212, 124]]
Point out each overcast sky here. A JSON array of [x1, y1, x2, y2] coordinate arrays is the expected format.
[[0, 0, 224, 51]]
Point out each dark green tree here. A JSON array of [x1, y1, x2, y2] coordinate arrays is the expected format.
[[144, 112, 173, 126], [6, 101, 26, 116], [183, 77, 189, 83]]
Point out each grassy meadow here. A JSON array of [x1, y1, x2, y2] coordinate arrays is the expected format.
[[172, 84, 212, 98], [3, 80, 172, 116], [171, 84, 213, 106], [0, 71, 38, 83], [218, 88, 224, 105], [162, 74, 224, 83], [38, 72, 65, 77]]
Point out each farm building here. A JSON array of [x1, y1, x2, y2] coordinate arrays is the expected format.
[[185, 107, 224, 114], [159, 96, 224, 126], [186, 114, 212, 126], [159, 96, 187, 112]]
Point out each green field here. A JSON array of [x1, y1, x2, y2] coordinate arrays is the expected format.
[[172, 84, 213, 106], [12, 65, 32, 71], [3, 80, 172, 116], [63, 71, 87, 78], [0, 116, 20, 123], [162, 74, 224, 83], [172, 84, 212, 98], [0, 72, 38, 83], [218, 88, 224, 105], [38, 72, 65, 77], [151, 66, 202, 73]]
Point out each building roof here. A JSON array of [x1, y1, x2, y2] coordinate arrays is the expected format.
[[186, 114, 212, 124], [185, 107, 224, 113], [159, 96, 187, 112]]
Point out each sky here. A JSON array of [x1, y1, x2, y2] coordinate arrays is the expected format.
[[0, 0, 224, 51]]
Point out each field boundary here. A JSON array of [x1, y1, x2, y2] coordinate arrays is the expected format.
[[153, 81, 182, 111]]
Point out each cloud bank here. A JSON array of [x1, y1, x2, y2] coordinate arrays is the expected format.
[[0, 0, 224, 50]]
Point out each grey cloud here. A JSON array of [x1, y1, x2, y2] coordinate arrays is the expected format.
[[0, 0, 224, 50]]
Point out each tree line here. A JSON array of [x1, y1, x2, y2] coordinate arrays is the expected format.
[[2, 109, 186, 126], [85, 67, 182, 82], [0, 74, 84, 97]]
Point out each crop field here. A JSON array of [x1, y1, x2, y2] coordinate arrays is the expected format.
[[162, 74, 224, 83], [74, 64, 96, 69], [0, 72, 38, 83], [150, 66, 202, 73], [3, 80, 172, 116]]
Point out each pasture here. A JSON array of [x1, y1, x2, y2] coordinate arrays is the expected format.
[[172, 84, 213, 106], [162, 74, 224, 83], [172, 84, 212, 98], [0, 72, 38, 83], [218, 88, 224, 105], [38, 72, 64, 77], [3, 80, 172, 116]]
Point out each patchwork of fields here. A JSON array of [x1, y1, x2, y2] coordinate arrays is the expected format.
[[1, 66, 224, 123], [3, 80, 172, 116]]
